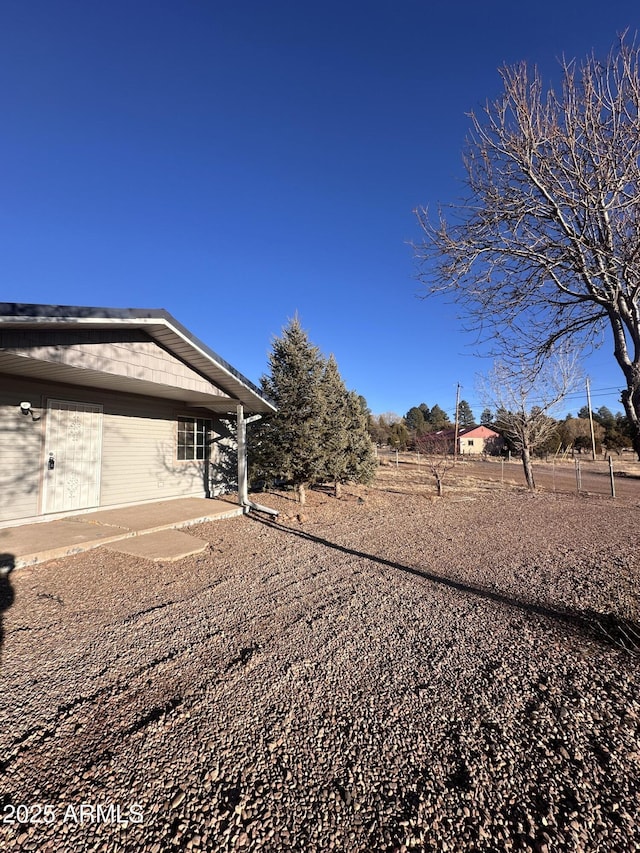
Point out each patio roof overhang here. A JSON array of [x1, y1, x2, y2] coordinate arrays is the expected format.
[[0, 303, 276, 415]]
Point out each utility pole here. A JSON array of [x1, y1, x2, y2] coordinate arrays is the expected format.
[[586, 378, 597, 461], [453, 383, 461, 463]]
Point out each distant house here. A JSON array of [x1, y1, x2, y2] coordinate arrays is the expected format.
[[430, 425, 503, 456], [0, 304, 275, 526], [458, 425, 502, 455]]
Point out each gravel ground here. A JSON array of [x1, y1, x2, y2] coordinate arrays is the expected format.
[[1, 470, 639, 853]]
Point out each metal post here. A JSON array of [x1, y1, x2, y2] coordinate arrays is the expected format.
[[395, 449, 398, 468], [609, 455, 616, 499], [575, 459, 582, 493], [237, 404, 248, 508], [501, 457, 504, 485], [235, 408, 278, 517]]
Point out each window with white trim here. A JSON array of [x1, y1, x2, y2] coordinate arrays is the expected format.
[[177, 417, 211, 460]]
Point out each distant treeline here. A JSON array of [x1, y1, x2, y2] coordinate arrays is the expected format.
[[369, 401, 635, 456]]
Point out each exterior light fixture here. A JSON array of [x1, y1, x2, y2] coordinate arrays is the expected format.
[[19, 401, 41, 421]]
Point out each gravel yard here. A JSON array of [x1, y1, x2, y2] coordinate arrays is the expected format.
[[1, 468, 640, 852]]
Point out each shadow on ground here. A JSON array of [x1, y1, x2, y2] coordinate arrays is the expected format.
[[249, 517, 640, 654], [0, 554, 15, 666]]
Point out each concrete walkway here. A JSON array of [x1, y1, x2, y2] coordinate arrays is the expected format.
[[0, 498, 244, 569]]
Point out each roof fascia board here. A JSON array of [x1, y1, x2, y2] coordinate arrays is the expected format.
[[0, 303, 276, 413]]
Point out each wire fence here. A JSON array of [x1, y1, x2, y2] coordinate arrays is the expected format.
[[515, 458, 618, 497], [376, 447, 640, 500]]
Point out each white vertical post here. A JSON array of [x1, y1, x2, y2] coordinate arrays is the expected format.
[[237, 404, 248, 509], [609, 455, 616, 499]]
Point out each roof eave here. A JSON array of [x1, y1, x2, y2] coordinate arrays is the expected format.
[[0, 303, 276, 415]]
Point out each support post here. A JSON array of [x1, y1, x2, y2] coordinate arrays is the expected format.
[[236, 406, 279, 517], [237, 404, 248, 509], [609, 455, 616, 499]]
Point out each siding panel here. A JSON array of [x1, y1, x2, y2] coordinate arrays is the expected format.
[[0, 329, 228, 398], [0, 383, 44, 522], [0, 374, 237, 523]]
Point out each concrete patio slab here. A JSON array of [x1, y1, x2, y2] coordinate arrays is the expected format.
[[104, 529, 209, 562], [66, 498, 243, 533], [0, 519, 131, 568], [0, 497, 244, 569]]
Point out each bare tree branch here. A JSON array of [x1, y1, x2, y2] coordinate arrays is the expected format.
[[415, 33, 640, 458], [479, 354, 580, 491], [415, 431, 456, 497]]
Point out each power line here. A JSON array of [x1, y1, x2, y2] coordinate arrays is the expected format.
[[389, 385, 626, 420]]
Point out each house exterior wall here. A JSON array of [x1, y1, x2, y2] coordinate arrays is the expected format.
[[459, 427, 502, 455], [0, 328, 226, 398], [459, 435, 485, 455], [0, 374, 235, 525], [0, 381, 44, 523]]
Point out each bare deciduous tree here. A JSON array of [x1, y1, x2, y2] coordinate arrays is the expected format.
[[415, 33, 640, 459], [482, 358, 578, 491], [415, 431, 455, 496]]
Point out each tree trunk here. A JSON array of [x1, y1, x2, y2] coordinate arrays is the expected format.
[[436, 476, 443, 497], [521, 446, 536, 492], [631, 428, 640, 462], [620, 374, 640, 461], [608, 312, 640, 460]]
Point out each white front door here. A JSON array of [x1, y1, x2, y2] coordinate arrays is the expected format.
[[43, 400, 103, 514]]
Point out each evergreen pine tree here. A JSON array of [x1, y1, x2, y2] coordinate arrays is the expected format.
[[428, 404, 450, 429], [577, 405, 595, 421], [456, 399, 475, 426], [250, 318, 377, 502], [320, 355, 350, 497], [343, 391, 377, 486], [253, 317, 326, 505], [388, 420, 410, 449], [405, 406, 427, 434], [596, 406, 616, 430], [319, 357, 376, 494], [418, 403, 431, 421]]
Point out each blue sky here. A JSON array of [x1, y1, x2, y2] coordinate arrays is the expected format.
[[1, 1, 637, 421]]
